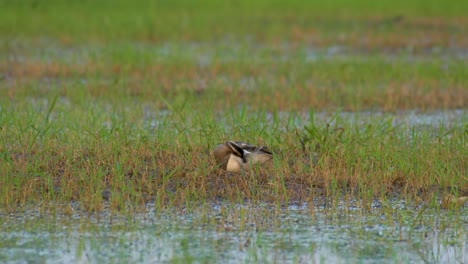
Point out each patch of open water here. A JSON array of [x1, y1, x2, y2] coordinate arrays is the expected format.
[[0, 201, 466, 263], [2, 39, 467, 64]]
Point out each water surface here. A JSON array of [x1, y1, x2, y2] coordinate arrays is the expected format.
[[1, 201, 466, 263]]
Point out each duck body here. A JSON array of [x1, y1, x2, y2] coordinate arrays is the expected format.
[[441, 195, 468, 209], [213, 141, 273, 172], [441, 183, 468, 209]]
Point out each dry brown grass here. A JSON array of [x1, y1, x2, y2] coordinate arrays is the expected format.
[[2, 58, 466, 112], [2, 126, 465, 214]]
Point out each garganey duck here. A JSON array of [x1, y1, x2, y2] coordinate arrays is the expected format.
[[213, 141, 273, 172], [441, 183, 468, 209]]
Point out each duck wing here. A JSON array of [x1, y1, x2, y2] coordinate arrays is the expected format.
[[226, 141, 245, 158], [235, 142, 273, 155]]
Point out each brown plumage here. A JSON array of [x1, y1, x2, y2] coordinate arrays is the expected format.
[[441, 183, 468, 209], [213, 141, 273, 172]]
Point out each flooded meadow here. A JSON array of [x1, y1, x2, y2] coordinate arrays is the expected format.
[[1, 201, 467, 263], [1, 0, 468, 263]]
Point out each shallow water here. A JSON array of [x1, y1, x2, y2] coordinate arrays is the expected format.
[[265, 109, 466, 127], [1, 201, 466, 263]]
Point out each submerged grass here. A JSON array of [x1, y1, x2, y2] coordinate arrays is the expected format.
[[1, 201, 465, 263]]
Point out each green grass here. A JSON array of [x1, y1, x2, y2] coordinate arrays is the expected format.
[[0, 96, 466, 212], [1, 43, 466, 111], [0, 0, 467, 214], [1, 0, 467, 44], [0, 2, 466, 264]]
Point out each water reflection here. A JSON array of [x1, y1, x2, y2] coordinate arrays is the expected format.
[[0, 201, 466, 263]]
